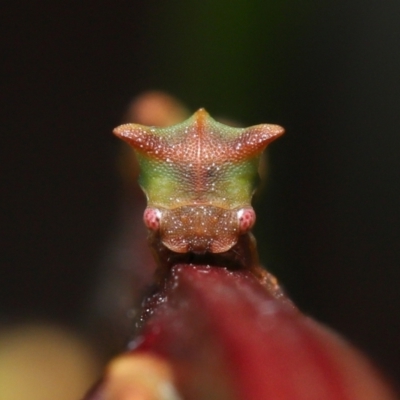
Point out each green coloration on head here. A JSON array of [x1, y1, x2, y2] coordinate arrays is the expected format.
[[114, 109, 284, 212]]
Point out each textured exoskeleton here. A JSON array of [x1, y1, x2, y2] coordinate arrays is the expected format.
[[114, 109, 284, 274]]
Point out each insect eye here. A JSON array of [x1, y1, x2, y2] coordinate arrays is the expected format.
[[237, 207, 256, 233], [143, 207, 162, 231]]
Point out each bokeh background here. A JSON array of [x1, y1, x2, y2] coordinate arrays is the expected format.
[[2, 1, 400, 397]]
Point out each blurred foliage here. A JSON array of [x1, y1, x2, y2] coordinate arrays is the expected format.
[[2, 0, 400, 386], [142, 1, 310, 120]]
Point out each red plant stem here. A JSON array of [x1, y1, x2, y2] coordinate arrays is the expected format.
[[86, 264, 397, 400]]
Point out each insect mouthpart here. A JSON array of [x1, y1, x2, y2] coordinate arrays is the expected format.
[[158, 205, 241, 254]]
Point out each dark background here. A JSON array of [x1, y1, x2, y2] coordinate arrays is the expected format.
[[2, 0, 400, 386]]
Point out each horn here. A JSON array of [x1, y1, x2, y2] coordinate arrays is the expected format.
[[231, 124, 284, 159], [113, 124, 166, 156]]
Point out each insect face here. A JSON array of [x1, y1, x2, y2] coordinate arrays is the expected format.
[[114, 109, 284, 270], [143, 205, 256, 254]]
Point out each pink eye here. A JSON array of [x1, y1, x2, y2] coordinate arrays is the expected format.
[[143, 207, 161, 231], [237, 208, 256, 233]]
